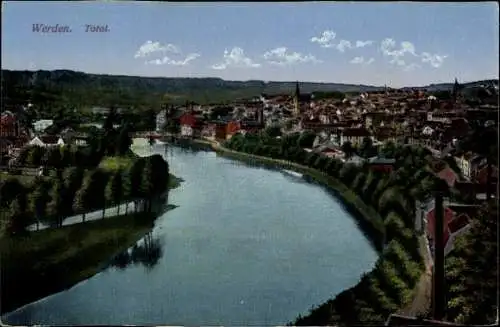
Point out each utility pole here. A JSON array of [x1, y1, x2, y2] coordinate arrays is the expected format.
[[432, 186, 446, 321]]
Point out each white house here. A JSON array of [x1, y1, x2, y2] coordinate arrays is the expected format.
[[180, 125, 193, 137], [29, 136, 64, 147], [156, 109, 168, 132], [33, 119, 53, 133]]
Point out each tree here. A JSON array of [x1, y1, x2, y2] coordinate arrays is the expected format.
[[29, 184, 49, 230], [359, 137, 375, 158], [47, 180, 66, 227], [116, 124, 132, 156], [341, 141, 355, 159], [105, 171, 123, 216], [5, 197, 29, 235], [445, 201, 497, 324], [140, 159, 156, 212], [149, 154, 170, 195], [0, 178, 25, 208], [127, 158, 146, 212], [297, 131, 316, 148]]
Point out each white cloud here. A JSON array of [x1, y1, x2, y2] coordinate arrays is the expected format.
[[380, 38, 417, 58], [420, 52, 448, 68], [403, 63, 421, 72], [134, 40, 180, 58], [349, 56, 375, 65], [355, 40, 374, 48], [336, 40, 352, 52], [310, 30, 337, 48], [211, 47, 260, 70], [263, 47, 322, 66], [146, 53, 200, 66]]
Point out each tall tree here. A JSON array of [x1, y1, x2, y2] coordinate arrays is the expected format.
[[47, 180, 66, 227], [29, 184, 49, 230], [105, 171, 123, 216], [5, 197, 29, 235]]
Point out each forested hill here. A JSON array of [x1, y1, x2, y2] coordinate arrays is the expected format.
[[1, 69, 497, 109]]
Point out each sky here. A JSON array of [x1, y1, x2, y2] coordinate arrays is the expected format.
[[1, 1, 499, 87]]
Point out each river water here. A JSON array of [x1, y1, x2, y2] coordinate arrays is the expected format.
[[3, 144, 377, 326]]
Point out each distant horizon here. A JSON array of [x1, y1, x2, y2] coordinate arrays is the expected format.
[[3, 67, 497, 90], [2, 2, 498, 88]]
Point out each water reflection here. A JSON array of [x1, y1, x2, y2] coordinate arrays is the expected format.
[[109, 232, 163, 270]]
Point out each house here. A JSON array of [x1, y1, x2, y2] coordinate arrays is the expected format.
[[340, 127, 372, 146], [475, 164, 498, 185], [424, 204, 472, 257], [179, 113, 198, 137], [454, 152, 485, 180], [0, 111, 19, 137], [155, 109, 168, 132], [29, 135, 65, 147], [33, 119, 54, 133], [225, 121, 241, 139], [367, 156, 396, 173]]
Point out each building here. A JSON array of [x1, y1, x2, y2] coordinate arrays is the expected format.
[[155, 109, 168, 132], [28, 135, 65, 147], [0, 111, 20, 137], [367, 156, 396, 173], [340, 127, 372, 146], [293, 82, 312, 116], [33, 119, 54, 133]]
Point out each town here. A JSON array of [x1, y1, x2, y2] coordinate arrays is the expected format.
[[1, 71, 498, 326], [1, 1, 498, 326]]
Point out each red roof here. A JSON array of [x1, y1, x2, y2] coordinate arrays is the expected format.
[[448, 213, 470, 234], [0, 114, 16, 125], [475, 165, 499, 185], [226, 121, 241, 135], [426, 207, 455, 246], [179, 113, 197, 127], [437, 167, 458, 187]]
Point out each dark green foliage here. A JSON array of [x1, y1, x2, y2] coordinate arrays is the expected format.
[[105, 171, 123, 208], [0, 178, 26, 208], [5, 197, 29, 234], [445, 201, 497, 324], [47, 180, 66, 227]]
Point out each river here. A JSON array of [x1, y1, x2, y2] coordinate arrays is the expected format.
[[2, 144, 378, 326]]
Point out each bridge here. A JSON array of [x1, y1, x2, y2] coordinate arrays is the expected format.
[[130, 131, 167, 140]]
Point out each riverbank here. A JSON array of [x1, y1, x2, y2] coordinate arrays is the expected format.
[[0, 211, 157, 314], [1, 172, 182, 315], [210, 141, 385, 252]]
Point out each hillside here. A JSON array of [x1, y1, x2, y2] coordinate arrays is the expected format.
[[1, 69, 497, 109]]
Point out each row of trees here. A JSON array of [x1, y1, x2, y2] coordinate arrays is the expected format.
[[224, 132, 437, 325], [2, 154, 170, 234]]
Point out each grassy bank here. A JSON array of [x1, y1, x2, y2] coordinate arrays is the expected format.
[[213, 144, 386, 252], [0, 212, 158, 315]]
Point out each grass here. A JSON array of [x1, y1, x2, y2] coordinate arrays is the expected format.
[[0, 212, 159, 315], [98, 153, 136, 171]]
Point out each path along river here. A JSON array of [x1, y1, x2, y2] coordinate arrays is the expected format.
[[3, 143, 378, 326]]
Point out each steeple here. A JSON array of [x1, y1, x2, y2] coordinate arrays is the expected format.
[[452, 78, 461, 102], [295, 81, 300, 98], [293, 81, 300, 116]]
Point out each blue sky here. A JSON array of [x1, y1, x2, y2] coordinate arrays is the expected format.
[[2, 1, 499, 87]]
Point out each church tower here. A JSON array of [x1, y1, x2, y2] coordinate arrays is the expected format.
[[452, 78, 461, 103], [293, 81, 300, 116]]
